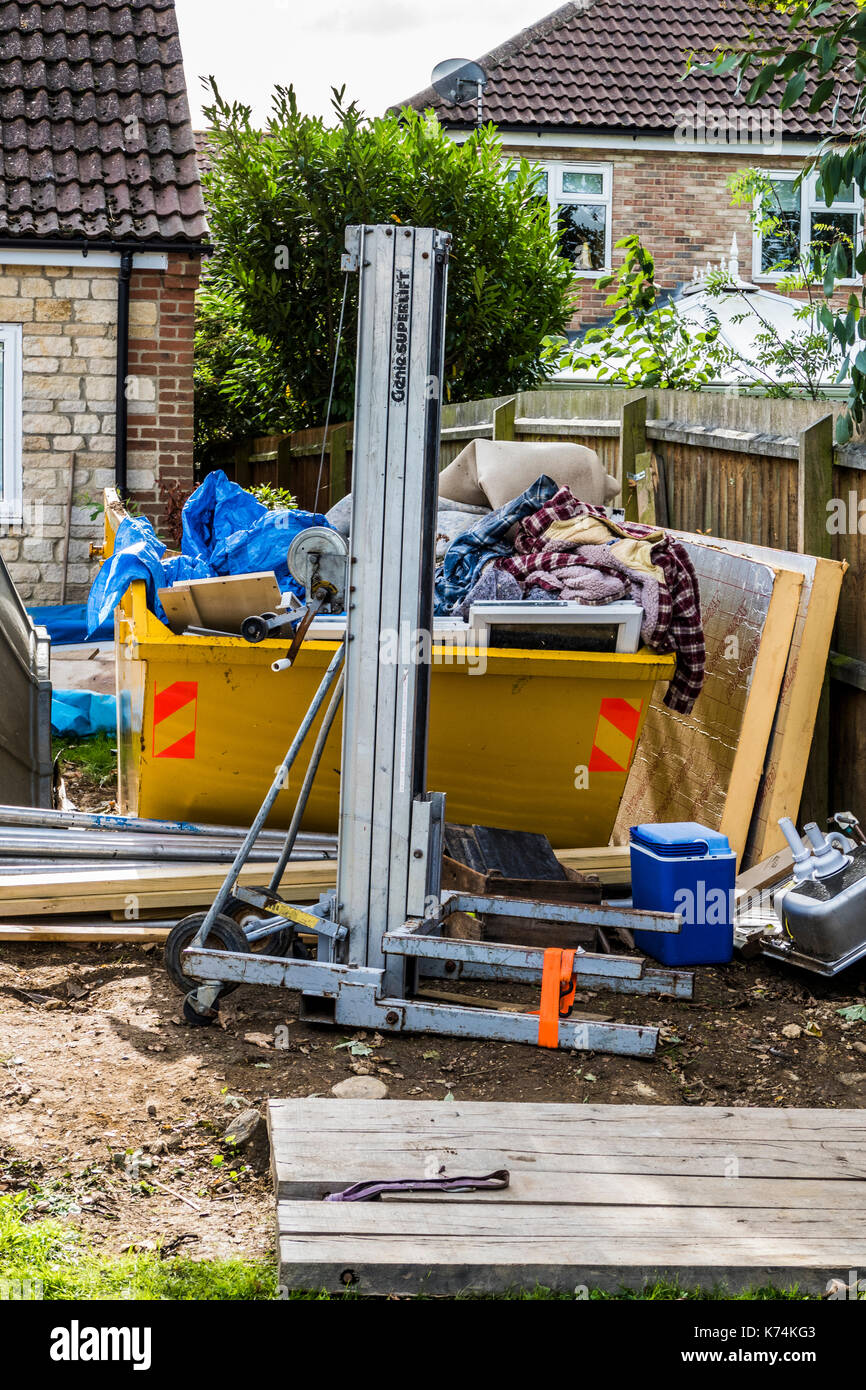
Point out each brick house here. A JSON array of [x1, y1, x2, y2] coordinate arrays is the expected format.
[[404, 0, 862, 331], [0, 0, 206, 604]]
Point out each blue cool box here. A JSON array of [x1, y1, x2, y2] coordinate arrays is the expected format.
[[629, 822, 736, 966]]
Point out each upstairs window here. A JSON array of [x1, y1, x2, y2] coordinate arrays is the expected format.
[[755, 172, 862, 282], [503, 161, 613, 275]]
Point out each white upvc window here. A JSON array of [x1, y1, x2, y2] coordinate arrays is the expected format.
[[753, 170, 863, 284], [504, 160, 613, 276], [0, 324, 23, 526]]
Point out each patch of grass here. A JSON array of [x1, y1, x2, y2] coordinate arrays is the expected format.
[[52, 732, 116, 787], [0, 1194, 276, 1301]]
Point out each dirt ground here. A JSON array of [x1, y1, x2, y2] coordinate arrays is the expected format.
[[2, 766, 865, 1262]]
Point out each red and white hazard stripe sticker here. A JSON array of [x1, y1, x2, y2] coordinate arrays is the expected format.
[[152, 680, 198, 759]]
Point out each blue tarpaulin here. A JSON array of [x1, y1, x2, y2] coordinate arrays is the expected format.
[[28, 603, 113, 645], [86, 470, 331, 638], [52, 689, 117, 737]]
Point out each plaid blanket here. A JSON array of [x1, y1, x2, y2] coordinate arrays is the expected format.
[[497, 489, 705, 714], [433, 475, 558, 617]]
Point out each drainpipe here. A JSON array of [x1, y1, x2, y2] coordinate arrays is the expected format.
[[114, 249, 134, 498]]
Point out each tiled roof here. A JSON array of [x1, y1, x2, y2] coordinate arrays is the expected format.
[[0, 0, 206, 242], [401, 0, 859, 138]]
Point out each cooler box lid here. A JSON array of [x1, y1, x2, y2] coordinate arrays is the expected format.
[[629, 822, 733, 859]]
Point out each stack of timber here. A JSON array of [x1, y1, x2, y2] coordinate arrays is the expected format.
[[0, 804, 627, 943], [613, 531, 845, 869], [0, 804, 337, 942]]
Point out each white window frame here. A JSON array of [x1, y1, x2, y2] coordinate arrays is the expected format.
[[0, 323, 23, 527], [504, 159, 613, 277], [752, 169, 863, 286]]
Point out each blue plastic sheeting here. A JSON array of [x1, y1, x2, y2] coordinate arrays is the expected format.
[[28, 603, 113, 645], [85, 470, 330, 638], [52, 689, 117, 737]]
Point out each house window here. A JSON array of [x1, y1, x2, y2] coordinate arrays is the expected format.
[[0, 324, 22, 525], [503, 161, 613, 275], [755, 172, 862, 282]]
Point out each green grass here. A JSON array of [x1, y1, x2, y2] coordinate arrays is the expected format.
[[0, 1194, 819, 1301], [0, 1194, 276, 1301], [52, 732, 117, 787]]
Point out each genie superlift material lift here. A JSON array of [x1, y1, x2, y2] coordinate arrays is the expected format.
[[176, 225, 691, 1056]]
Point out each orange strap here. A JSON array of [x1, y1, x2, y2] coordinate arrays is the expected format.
[[537, 948, 577, 1048]]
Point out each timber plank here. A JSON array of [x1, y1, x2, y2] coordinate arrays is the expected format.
[[276, 1235, 856, 1297], [268, 1098, 866, 1134], [270, 1100, 866, 1294]]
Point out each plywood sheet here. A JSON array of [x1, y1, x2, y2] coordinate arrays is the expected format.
[[158, 571, 282, 634], [613, 543, 802, 864], [662, 537, 844, 866]]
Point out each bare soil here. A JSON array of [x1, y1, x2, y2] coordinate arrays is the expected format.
[[2, 766, 865, 1263]]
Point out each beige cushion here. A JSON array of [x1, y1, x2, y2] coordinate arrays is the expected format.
[[438, 439, 619, 510]]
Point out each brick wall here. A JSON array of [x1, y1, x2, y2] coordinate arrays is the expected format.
[[499, 143, 854, 329], [0, 250, 199, 606], [126, 251, 198, 538]]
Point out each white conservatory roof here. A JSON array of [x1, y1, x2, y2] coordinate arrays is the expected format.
[[554, 236, 845, 390]]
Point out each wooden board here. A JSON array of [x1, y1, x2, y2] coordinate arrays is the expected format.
[[614, 543, 803, 866], [270, 1100, 866, 1295], [663, 536, 844, 866], [0, 920, 172, 942], [157, 571, 282, 634], [0, 858, 336, 917]]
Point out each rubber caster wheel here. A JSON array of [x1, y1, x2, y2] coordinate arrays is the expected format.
[[164, 912, 250, 995], [222, 897, 294, 957], [241, 613, 273, 644], [182, 991, 220, 1027]]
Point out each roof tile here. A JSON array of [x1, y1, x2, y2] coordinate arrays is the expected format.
[[0, 0, 206, 242], [401, 0, 859, 138]]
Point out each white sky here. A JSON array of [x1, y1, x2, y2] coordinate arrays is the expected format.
[[174, 0, 551, 126]]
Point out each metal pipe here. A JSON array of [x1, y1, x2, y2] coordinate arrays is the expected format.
[[0, 804, 336, 846], [0, 833, 335, 864], [190, 640, 345, 947], [269, 669, 345, 892]]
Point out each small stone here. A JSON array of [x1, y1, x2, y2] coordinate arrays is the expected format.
[[838, 1073, 866, 1087], [145, 1100, 157, 1118], [331, 1076, 389, 1100], [781, 1023, 802, 1039], [222, 1108, 269, 1172]]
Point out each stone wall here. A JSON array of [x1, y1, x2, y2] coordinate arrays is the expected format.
[[0, 250, 199, 605]]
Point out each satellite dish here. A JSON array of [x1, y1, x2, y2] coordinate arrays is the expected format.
[[431, 59, 488, 121]]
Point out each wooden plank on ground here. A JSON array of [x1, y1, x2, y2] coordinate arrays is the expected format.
[[0, 852, 623, 918], [0, 859, 336, 917], [270, 1100, 866, 1294], [0, 920, 171, 942]]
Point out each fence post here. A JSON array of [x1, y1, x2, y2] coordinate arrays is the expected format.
[[329, 424, 350, 506], [797, 413, 835, 827], [797, 414, 834, 558], [619, 393, 647, 522], [233, 442, 252, 488], [276, 433, 294, 494], [492, 397, 517, 441]]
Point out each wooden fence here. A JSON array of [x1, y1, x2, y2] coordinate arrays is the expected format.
[[218, 385, 866, 822]]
